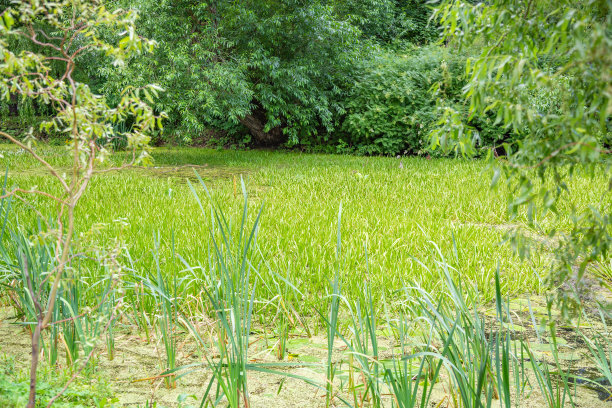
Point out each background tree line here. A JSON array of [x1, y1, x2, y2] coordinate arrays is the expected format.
[[0, 0, 513, 155], [1, 0, 609, 157]]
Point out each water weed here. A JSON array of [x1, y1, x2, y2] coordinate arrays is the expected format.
[[0, 147, 609, 407]]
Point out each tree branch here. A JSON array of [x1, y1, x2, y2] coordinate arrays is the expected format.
[[0, 188, 67, 205], [0, 131, 70, 192]]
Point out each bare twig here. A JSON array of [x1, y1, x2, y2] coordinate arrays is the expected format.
[[0, 131, 70, 192], [0, 188, 67, 204]]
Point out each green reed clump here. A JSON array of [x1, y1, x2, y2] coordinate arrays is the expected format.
[[144, 238, 180, 389], [583, 333, 612, 393], [395, 244, 535, 408], [343, 281, 382, 407], [523, 342, 576, 407], [577, 305, 612, 399], [0, 221, 119, 373], [190, 174, 261, 408], [0, 185, 122, 375]]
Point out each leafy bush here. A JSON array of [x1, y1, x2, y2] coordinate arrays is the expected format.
[[100, 0, 443, 149], [331, 0, 439, 45], [338, 46, 466, 155], [0, 98, 65, 144], [104, 0, 363, 147], [337, 43, 560, 156], [0, 353, 115, 408]]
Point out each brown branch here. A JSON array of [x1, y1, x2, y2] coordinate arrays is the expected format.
[[65, 23, 89, 53], [36, 252, 89, 293], [92, 163, 137, 174], [43, 56, 70, 63], [44, 229, 127, 407], [23, 26, 62, 52], [72, 140, 96, 203], [19, 89, 69, 108], [70, 44, 94, 59], [35, 29, 63, 43], [40, 48, 83, 330], [0, 131, 70, 192], [24, 256, 44, 408], [23, 256, 43, 316], [41, 210, 74, 329], [0, 188, 67, 205], [132, 373, 177, 384], [7, 72, 48, 81], [523, 0, 534, 19], [40, 120, 92, 330], [47, 276, 113, 326]]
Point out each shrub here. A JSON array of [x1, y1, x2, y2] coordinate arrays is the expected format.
[[338, 46, 466, 155]]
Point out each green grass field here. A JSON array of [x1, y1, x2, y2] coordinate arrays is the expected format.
[[2, 146, 553, 300], [4, 144, 609, 304], [1, 144, 611, 407]]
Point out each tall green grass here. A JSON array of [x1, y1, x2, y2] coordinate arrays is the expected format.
[[0, 177, 122, 378], [1, 146, 609, 407], [7, 144, 601, 310], [144, 238, 180, 389], [0, 219, 120, 373], [578, 307, 612, 402], [189, 174, 262, 407]]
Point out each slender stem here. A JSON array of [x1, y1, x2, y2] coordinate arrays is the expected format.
[[27, 323, 42, 408], [41, 202, 75, 329], [0, 130, 69, 192], [24, 256, 44, 408], [41, 41, 82, 329], [0, 188, 67, 204]]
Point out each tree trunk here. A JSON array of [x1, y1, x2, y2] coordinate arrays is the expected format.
[[9, 93, 18, 116], [27, 321, 42, 408], [238, 114, 285, 146]]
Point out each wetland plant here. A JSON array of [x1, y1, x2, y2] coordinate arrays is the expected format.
[[191, 174, 261, 408], [402, 246, 533, 408], [145, 239, 180, 389], [344, 282, 382, 408]]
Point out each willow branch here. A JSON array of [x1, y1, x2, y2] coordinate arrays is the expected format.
[[507, 141, 582, 170], [23, 26, 62, 52], [65, 23, 89, 53], [0, 131, 69, 192], [0, 188, 67, 204]]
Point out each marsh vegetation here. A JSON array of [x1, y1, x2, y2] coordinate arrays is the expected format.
[[0, 1, 610, 407], [1, 146, 610, 407]]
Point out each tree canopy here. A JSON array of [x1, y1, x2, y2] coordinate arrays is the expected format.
[[100, 0, 364, 146], [430, 0, 611, 314]]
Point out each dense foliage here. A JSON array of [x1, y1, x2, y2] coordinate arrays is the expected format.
[[331, 0, 439, 44], [99, 0, 363, 147], [1, 0, 454, 153], [431, 0, 611, 313], [1, 1, 611, 406], [337, 46, 464, 155], [0, 0, 609, 159]]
